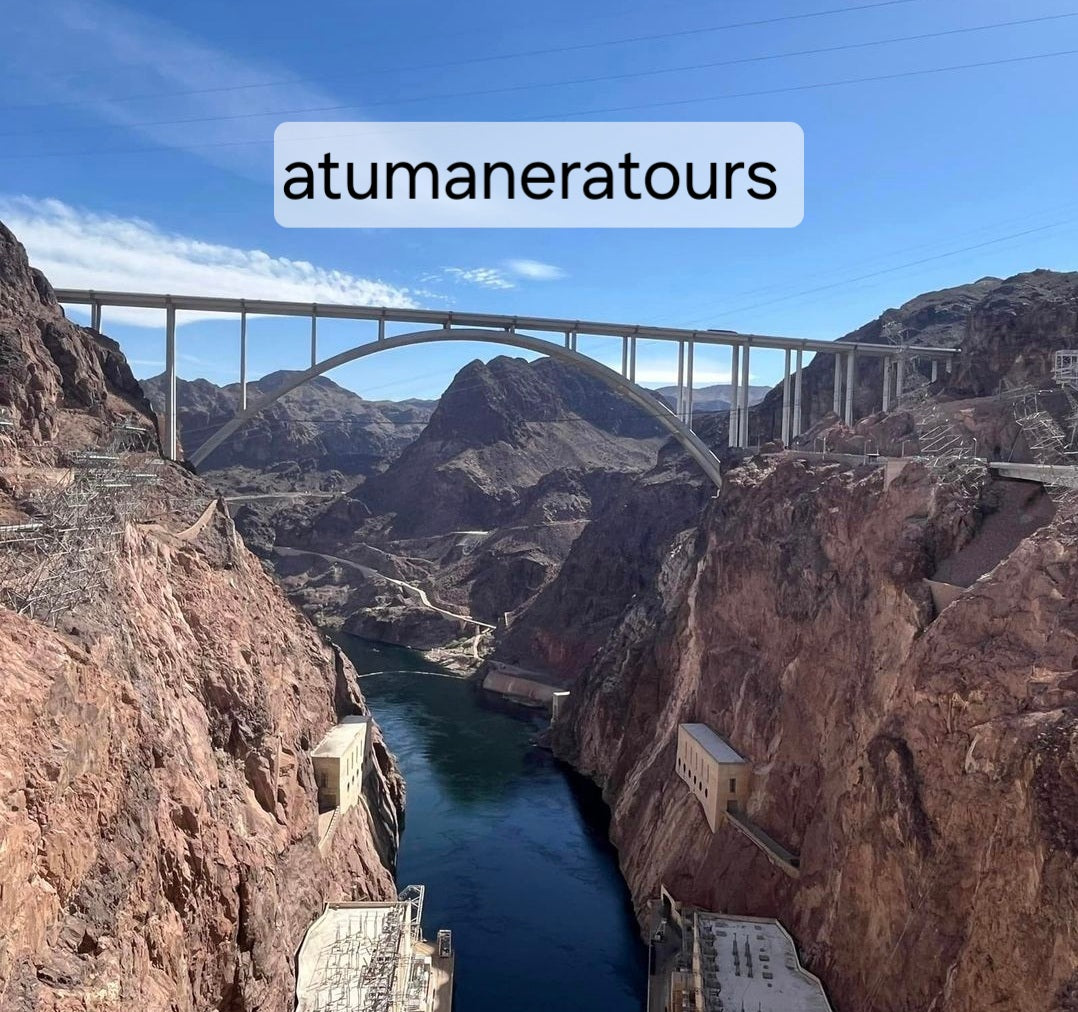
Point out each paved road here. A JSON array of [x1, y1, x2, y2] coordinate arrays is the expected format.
[[274, 545, 494, 631]]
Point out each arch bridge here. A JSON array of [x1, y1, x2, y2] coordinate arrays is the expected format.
[[55, 290, 960, 490]]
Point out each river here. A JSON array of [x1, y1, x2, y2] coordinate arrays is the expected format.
[[336, 635, 647, 1012]]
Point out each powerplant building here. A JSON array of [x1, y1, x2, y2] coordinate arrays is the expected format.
[[295, 887, 455, 1012], [676, 724, 752, 831], [313, 715, 371, 815], [650, 890, 833, 1012]]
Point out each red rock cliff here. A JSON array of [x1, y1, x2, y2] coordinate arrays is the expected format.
[[545, 454, 1077, 1012], [0, 221, 404, 1010]]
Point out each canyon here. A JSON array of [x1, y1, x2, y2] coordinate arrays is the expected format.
[[2, 207, 1076, 1012]]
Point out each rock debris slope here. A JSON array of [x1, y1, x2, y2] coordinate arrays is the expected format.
[[0, 219, 403, 1011]]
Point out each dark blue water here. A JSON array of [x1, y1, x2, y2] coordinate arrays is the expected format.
[[337, 636, 647, 1012]]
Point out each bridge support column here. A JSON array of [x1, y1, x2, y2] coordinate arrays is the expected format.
[[729, 345, 741, 447], [882, 357, 891, 412], [310, 307, 318, 368], [676, 340, 686, 422], [90, 301, 101, 331], [833, 354, 843, 417], [781, 348, 792, 445], [629, 337, 637, 383], [740, 343, 751, 447], [621, 336, 629, 378], [685, 340, 695, 427], [239, 307, 248, 411], [895, 355, 905, 402], [793, 348, 804, 437], [164, 300, 177, 461], [844, 350, 856, 425], [931, 360, 939, 382]]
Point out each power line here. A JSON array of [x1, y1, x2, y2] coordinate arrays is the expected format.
[[5, 11, 1071, 140], [0, 0, 925, 115], [535, 46, 1078, 119], [683, 218, 1078, 324], [4, 45, 1075, 162], [674, 196, 1078, 324]]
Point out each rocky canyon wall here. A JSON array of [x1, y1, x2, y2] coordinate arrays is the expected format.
[[0, 220, 404, 1011], [545, 454, 1077, 1012]]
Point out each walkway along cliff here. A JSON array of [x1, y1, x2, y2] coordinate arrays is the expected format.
[[0, 220, 404, 1011]]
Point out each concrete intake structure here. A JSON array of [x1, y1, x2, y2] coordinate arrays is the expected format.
[[675, 724, 752, 832], [312, 715, 371, 816], [676, 723, 801, 878]]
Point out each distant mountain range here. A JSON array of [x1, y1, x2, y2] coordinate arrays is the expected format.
[[651, 382, 770, 413], [142, 369, 436, 479]]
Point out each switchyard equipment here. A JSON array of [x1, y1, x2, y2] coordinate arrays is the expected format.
[[295, 886, 451, 1012]]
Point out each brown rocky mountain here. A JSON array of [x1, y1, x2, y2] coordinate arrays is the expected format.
[[141, 369, 435, 484], [747, 270, 1078, 449], [268, 354, 668, 654], [0, 221, 403, 1009], [494, 271, 1078, 1012]]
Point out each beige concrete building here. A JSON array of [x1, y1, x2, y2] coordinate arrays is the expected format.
[[312, 715, 370, 816], [295, 888, 454, 1012], [676, 724, 751, 832]]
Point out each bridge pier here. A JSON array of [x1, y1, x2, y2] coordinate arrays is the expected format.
[[629, 336, 637, 383], [882, 356, 892, 412], [90, 300, 101, 332], [844, 351, 856, 425], [793, 348, 803, 438], [729, 345, 741, 447], [781, 349, 792, 445], [739, 343, 752, 447], [239, 307, 248, 411], [685, 340, 695, 426], [310, 306, 318, 368], [833, 354, 843, 417], [165, 300, 177, 461], [895, 354, 905, 402]]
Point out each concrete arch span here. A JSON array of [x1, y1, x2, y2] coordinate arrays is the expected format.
[[188, 327, 723, 489]]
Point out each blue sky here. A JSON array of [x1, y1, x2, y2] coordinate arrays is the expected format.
[[2, 0, 1077, 399]]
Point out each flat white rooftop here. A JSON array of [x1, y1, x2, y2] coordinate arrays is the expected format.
[[695, 913, 832, 1012], [295, 900, 422, 1012], [312, 715, 369, 758], [681, 723, 747, 765]]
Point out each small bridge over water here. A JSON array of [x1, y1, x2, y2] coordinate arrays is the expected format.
[[56, 290, 960, 489]]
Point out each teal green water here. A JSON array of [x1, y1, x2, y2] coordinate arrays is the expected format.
[[337, 636, 647, 1012]]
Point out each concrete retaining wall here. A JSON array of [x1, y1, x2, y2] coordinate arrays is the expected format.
[[482, 669, 559, 706]]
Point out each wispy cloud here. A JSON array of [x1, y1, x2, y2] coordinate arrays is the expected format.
[[505, 259, 566, 281], [6, 0, 348, 176], [441, 267, 516, 290], [432, 259, 567, 291], [0, 196, 418, 326]]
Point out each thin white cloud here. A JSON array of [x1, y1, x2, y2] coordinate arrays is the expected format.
[[506, 259, 566, 281], [0, 196, 418, 327], [6, 0, 351, 176], [432, 259, 567, 291], [442, 267, 516, 291]]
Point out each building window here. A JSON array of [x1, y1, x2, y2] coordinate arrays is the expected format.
[[729, 778, 737, 794]]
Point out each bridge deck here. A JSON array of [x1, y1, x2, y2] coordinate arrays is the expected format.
[[55, 288, 959, 359]]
